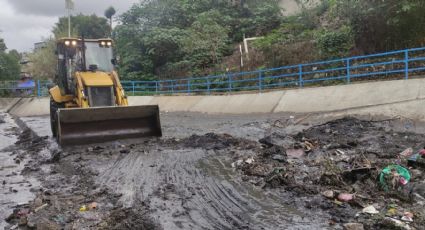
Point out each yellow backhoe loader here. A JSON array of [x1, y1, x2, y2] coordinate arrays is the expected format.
[[49, 38, 161, 145]]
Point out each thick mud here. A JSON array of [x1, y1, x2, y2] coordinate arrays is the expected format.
[[2, 112, 425, 229]]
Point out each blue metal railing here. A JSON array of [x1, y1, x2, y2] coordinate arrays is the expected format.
[[1, 46, 425, 97], [121, 46, 425, 95]]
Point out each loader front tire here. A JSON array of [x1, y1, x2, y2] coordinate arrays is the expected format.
[[50, 99, 64, 138]]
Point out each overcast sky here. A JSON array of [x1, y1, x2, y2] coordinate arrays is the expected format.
[[0, 0, 139, 52]]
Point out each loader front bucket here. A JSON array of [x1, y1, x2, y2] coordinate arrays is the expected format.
[[56, 105, 162, 145]]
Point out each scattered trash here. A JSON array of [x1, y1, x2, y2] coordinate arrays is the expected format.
[[302, 141, 315, 152], [343, 222, 364, 230], [231, 159, 243, 168], [335, 149, 345, 155], [34, 203, 48, 213], [401, 212, 414, 222], [337, 193, 354, 202], [271, 154, 286, 162], [379, 165, 411, 191], [408, 152, 425, 168], [399, 148, 413, 158], [321, 190, 335, 199], [79, 205, 88, 212], [362, 205, 379, 214], [88, 202, 98, 210], [386, 207, 397, 216]]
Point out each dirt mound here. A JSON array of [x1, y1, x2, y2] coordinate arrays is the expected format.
[[183, 132, 255, 150]]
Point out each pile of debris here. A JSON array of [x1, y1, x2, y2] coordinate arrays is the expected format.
[[233, 117, 425, 229]]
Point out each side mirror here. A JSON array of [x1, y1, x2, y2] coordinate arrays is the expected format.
[[111, 58, 117, 66]]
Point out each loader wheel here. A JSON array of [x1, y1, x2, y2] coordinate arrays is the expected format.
[[50, 99, 64, 138]]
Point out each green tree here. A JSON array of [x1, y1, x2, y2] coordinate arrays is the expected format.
[[0, 36, 20, 80], [53, 14, 109, 38], [104, 6, 116, 36], [116, 0, 282, 79], [0, 38, 6, 52], [27, 39, 56, 80], [331, 0, 425, 52], [183, 11, 230, 66]]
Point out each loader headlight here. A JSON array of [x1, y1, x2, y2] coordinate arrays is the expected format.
[[71, 40, 77, 46], [64, 40, 71, 46], [99, 40, 113, 47]]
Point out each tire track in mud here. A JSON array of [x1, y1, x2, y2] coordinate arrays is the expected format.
[[97, 146, 325, 230]]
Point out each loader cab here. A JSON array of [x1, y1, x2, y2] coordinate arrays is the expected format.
[[56, 38, 115, 96]]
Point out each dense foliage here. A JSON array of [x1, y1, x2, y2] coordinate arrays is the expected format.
[[53, 14, 110, 39], [114, 0, 282, 80], [0, 38, 21, 80], [27, 39, 56, 80]]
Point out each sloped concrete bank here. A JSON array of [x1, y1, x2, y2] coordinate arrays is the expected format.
[[5, 78, 425, 120]]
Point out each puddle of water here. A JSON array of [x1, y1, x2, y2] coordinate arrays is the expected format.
[[0, 113, 41, 229], [0, 113, 18, 150]]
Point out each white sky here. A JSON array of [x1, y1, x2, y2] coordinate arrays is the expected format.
[[0, 0, 139, 52]]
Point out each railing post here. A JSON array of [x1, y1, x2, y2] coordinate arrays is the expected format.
[[346, 58, 351, 84], [132, 81, 135, 96], [155, 81, 159, 95], [258, 72, 263, 92], [207, 78, 210, 95], [228, 74, 232, 92], [187, 79, 191, 95], [171, 81, 174, 94], [405, 50, 409, 80], [37, 80, 41, 97], [298, 64, 303, 88]]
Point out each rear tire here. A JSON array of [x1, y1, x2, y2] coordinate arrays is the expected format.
[[50, 99, 64, 138]]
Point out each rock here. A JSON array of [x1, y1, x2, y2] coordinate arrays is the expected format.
[[362, 205, 379, 214], [2, 180, 6, 185], [19, 216, 28, 226], [245, 157, 254, 164], [272, 154, 286, 162], [321, 190, 335, 199], [343, 223, 364, 230], [286, 149, 305, 159], [401, 212, 414, 222], [34, 197, 43, 207], [412, 181, 425, 198], [231, 159, 243, 168], [381, 217, 411, 230], [36, 218, 61, 230], [49, 150, 61, 162]]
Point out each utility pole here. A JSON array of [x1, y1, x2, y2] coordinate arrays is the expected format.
[[65, 0, 74, 37]]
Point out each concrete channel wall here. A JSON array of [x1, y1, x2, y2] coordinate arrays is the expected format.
[[2, 78, 425, 120]]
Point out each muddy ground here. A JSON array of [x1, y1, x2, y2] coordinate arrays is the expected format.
[[1, 112, 425, 229]]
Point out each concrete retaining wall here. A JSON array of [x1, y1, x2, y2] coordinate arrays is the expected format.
[[0, 98, 21, 112], [5, 79, 425, 121]]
